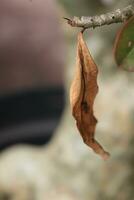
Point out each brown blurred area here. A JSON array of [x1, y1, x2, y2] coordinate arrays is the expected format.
[[0, 0, 65, 94], [0, 0, 65, 149]]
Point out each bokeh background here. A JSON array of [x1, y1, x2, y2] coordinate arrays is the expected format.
[[0, 0, 134, 199]]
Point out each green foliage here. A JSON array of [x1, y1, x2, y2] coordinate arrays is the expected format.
[[58, 0, 103, 15], [114, 16, 134, 71]]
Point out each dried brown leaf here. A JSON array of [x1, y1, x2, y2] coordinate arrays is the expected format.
[[70, 32, 110, 160]]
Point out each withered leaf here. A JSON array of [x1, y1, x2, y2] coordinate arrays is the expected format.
[[70, 32, 110, 160]]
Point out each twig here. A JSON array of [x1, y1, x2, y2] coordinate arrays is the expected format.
[[64, 5, 134, 30]]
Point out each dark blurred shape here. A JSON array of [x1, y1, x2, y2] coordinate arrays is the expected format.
[[0, 87, 64, 150], [0, 0, 65, 150]]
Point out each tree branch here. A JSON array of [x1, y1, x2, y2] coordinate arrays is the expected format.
[[64, 5, 134, 30]]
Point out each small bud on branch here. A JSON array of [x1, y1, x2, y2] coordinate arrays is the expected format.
[[64, 5, 134, 30]]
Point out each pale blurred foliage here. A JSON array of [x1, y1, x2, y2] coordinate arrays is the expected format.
[[0, 0, 134, 200]]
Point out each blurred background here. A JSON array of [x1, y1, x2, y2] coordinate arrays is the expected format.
[[0, 0, 133, 200]]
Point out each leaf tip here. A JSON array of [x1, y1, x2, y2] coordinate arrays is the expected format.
[[102, 152, 110, 161]]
